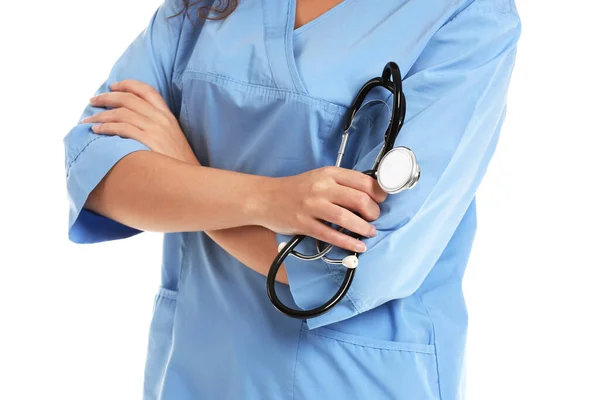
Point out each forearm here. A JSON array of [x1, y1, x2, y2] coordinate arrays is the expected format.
[[86, 148, 286, 282], [79, 79, 377, 286], [85, 150, 267, 232], [206, 226, 288, 284]]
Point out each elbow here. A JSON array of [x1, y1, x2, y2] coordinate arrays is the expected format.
[[64, 134, 149, 243], [83, 179, 105, 215]]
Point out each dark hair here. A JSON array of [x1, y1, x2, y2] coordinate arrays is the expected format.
[[171, 0, 239, 21]]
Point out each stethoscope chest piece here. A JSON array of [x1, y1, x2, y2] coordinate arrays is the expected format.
[[377, 146, 420, 194]]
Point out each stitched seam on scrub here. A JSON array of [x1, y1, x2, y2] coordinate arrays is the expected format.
[[416, 290, 443, 400], [157, 254, 183, 398], [178, 69, 348, 113], [66, 135, 102, 178], [284, 0, 306, 94], [291, 323, 303, 400], [456, 1, 516, 19], [260, 0, 280, 91], [306, 330, 435, 354], [182, 86, 193, 153], [165, 0, 187, 109], [157, 287, 178, 301], [178, 231, 191, 292]]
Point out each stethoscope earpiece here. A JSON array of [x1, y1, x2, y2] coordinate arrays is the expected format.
[[342, 255, 359, 269]]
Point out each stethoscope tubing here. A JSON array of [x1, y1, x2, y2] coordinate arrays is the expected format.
[[266, 234, 357, 319], [266, 62, 405, 319]]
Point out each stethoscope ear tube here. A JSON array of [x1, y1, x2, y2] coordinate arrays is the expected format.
[[381, 62, 406, 158], [266, 235, 357, 319]]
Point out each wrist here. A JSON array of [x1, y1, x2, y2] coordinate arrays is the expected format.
[[243, 175, 278, 226]]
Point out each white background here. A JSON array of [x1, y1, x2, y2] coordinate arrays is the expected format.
[[0, 0, 598, 399]]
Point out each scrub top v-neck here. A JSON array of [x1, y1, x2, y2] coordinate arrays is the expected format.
[[262, 0, 311, 93], [63, 0, 521, 398]]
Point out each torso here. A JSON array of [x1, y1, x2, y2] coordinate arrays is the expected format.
[[144, 1, 490, 398]]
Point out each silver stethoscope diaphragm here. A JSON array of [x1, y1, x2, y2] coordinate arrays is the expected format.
[[376, 146, 420, 194]]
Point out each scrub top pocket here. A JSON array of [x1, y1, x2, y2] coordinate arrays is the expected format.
[[177, 72, 347, 175], [293, 323, 441, 400], [143, 288, 177, 400]]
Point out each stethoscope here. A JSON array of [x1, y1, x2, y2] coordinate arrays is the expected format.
[[266, 62, 420, 319]]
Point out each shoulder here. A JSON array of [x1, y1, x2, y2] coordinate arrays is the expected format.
[[443, 0, 522, 46], [155, 0, 209, 40], [450, 0, 519, 16], [449, 0, 521, 25]]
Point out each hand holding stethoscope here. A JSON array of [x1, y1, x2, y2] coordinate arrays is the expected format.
[[267, 62, 420, 319]]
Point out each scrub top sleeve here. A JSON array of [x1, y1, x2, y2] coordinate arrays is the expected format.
[[284, 4, 522, 329], [64, 0, 186, 244]]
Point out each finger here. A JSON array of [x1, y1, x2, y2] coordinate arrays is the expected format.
[[371, 183, 388, 204], [110, 80, 172, 117], [91, 122, 144, 142], [329, 185, 380, 222], [329, 167, 387, 203], [90, 91, 156, 119], [317, 203, 376, 240], [82, 108, 153, 132], [306, 220, 367, 254]]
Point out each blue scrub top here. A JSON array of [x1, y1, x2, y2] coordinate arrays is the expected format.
[[64, 0, 521, 398]]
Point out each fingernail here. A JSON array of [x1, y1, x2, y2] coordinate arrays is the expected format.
[[369, 225, 377, 237], [89, 96, 97, 103], [81, 117, 90, 123], [91, 124, 100, 131], [355, 241, 367, 253]]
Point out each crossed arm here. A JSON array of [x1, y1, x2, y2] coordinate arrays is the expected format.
[[81, 80, 387, 284]]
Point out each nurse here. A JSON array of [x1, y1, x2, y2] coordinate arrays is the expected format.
[[64, 0, 521, 399]]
